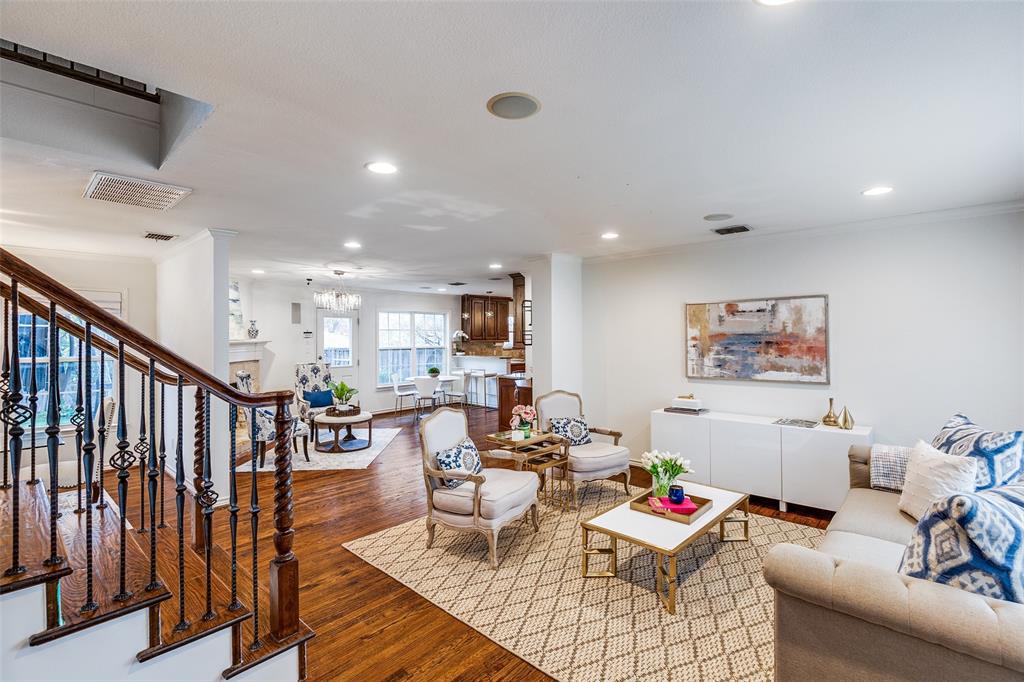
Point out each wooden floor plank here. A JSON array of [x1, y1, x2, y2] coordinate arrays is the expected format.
[[0, 481, 73, 595]]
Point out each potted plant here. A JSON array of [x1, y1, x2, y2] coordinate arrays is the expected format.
[[510, 404, 536, 438], [427, 367, 441, 378], [329, 380, 359, 406], [640, 450, 695, 498]]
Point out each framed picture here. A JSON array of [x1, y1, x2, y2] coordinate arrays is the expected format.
[[685, 295, 829, 384], [229, 280, 245, 340]]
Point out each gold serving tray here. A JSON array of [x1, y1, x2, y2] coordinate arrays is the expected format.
[[629, 489, 713, 525]]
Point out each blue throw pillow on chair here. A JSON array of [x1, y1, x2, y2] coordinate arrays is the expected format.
[[551, 416, 592, 446], [435, 437, 483, 489], [931, 414, 1024, 490], [900, 485, 1024, 603], [303, 389, 333, 409]]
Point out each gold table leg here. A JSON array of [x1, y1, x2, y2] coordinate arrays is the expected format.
[[655, 552, 678, 614], [719, 497, 751, 542], [581, 527, 617, 577]]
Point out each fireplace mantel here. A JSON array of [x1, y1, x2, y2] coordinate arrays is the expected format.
[[229, 339, 269, 363]]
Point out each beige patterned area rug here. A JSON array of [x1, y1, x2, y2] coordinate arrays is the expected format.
[[344, 481, 824, 682]]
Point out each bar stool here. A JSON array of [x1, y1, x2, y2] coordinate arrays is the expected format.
[[483, 371, 498, 409], [467, 369, 485, 406]]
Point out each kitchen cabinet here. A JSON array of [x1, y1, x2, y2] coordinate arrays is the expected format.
[[461, 294, 512, 341], [498, 376, 532, 429]]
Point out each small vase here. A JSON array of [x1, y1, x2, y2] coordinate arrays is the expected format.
[[652, 470, 675, 498], [520, 425, 532, 438], [821, 397, 838, 426], [247, 320, 259, 339]]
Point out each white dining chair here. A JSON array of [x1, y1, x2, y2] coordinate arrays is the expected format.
[[391, 372, 418, 420], [412, 376, 441, 420], [443, 372, 467, 409]]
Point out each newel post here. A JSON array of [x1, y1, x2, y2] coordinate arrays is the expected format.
[[269, 396, 299, 641]]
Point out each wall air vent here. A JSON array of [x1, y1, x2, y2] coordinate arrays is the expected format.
[[712, 225, 752, 236], [143, 232, 178, 242], [84, 172, 192, 211]]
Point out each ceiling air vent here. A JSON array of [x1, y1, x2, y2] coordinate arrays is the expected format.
[[712, 225, 751, 236], [447, 282, 467, 287], [83, 172, 192, 211], [143, 232, 178, 242]]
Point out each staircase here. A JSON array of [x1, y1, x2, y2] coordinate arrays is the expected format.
[[0, 248, 313, 681]]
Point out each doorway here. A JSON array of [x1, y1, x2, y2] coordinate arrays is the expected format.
[[316, 310, 358, 390]]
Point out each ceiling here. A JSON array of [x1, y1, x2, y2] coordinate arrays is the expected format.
[[1, 1, 1022, 294]]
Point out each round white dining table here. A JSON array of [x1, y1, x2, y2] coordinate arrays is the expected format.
[[404, 375, 458, 382]]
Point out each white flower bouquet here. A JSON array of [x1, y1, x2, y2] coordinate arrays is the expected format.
[[640, 450, 695, 497]]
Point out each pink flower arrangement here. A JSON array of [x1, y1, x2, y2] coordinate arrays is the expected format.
[[510, 404, 536, 431]]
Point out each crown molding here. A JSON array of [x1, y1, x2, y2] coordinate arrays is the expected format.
[[151, 227, 237, 263], [4, 243, 155, 265], [584, 199, 1024, 265]]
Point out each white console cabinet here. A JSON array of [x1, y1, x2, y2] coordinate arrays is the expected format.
[[649, 409, 873, 512]]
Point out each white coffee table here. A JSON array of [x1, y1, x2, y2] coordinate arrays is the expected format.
[[313, 410, 374, 453], [580, 482, 750, 614]]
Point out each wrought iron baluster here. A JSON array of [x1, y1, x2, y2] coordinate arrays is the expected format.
[[111, 340, 136, 602], [146, 359, 160, 591], [228, 404, 241, 611], [200, 392, 218, 621], [136, 375, 148, 532], [79, 323, 98, 611], [249, 406, 261, 651], [73, 334, 84, 514], [158, 382, 167, 528], [2, 296, 10, 490], [28, 315, 38, 485], [43, 303, 63, 567], [173, 376, 189, 632], [2, 281, 29, 576], [95, 352, 108, 509]]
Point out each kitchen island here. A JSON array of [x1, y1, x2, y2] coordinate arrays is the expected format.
[[497, 373, 532, 429]]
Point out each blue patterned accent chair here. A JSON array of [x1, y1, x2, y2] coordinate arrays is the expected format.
[[294, 361, 336, 430], [236, 371, 309, 466]]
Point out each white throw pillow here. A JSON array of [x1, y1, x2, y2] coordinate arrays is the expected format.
[[898, 440, 978, 520]]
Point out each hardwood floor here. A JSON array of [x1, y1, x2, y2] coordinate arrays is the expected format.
[[108, 405, 832, 681]]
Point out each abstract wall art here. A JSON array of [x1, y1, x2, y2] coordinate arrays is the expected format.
[[686, 295, 829, 384]]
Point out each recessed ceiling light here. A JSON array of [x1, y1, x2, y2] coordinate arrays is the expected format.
[[365, 161, 397, 174], [486, 92, 541, 120], [437, 288, 447, 292], [601, 232, 619, 240], [703, 213, 734, 222], [754, 0, 795, 5], [489, 263, 502, 269], [251, 269, 265, 274], [861, 186, 893, 196], [344, 240, 361, 249]]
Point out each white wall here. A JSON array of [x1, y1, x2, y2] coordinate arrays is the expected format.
[[582, 210, 1024, 455], [245, 279, 461, 414]]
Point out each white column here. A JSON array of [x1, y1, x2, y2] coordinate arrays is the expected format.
[[155, 228, 236, 494], [527, 253, 583, 398]]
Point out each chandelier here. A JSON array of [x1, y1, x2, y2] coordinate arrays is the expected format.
[[314, 270, 361, 312]]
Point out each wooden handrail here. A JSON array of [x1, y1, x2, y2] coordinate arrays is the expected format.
[[1, 281, 181, 386], [1, 248, 292, 408]]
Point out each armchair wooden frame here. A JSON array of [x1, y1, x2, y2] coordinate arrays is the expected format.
[[534, 390, 631, 502], [419, 408, 539, 568]]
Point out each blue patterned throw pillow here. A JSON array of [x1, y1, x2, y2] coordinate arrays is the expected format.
[[551, 416, 592, 446], [303, 389, 333, 409], [900, 485, 1024, 604], [931, 414, 1024, 490], [435, 437, 483, 489]]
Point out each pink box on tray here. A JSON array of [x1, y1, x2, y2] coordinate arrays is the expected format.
[[648, 496, 698, 515]]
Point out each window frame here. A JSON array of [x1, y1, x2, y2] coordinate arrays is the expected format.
[[375, 310, 449, 388]]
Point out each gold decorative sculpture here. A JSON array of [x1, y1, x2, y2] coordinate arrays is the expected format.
[[838, 406, 855, 430], [822, 398, 839, 427]]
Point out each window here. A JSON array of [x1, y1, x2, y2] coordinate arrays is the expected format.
[[377, 311, 448, 385], [13, 291, 121, 429], [321, 315, 353, 368]]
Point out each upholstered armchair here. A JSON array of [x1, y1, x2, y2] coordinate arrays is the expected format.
[[237, 371, 309, 465], [419, 408, 540, 568], [534, 390, 631, 503], [294, 361, 336, 429]]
